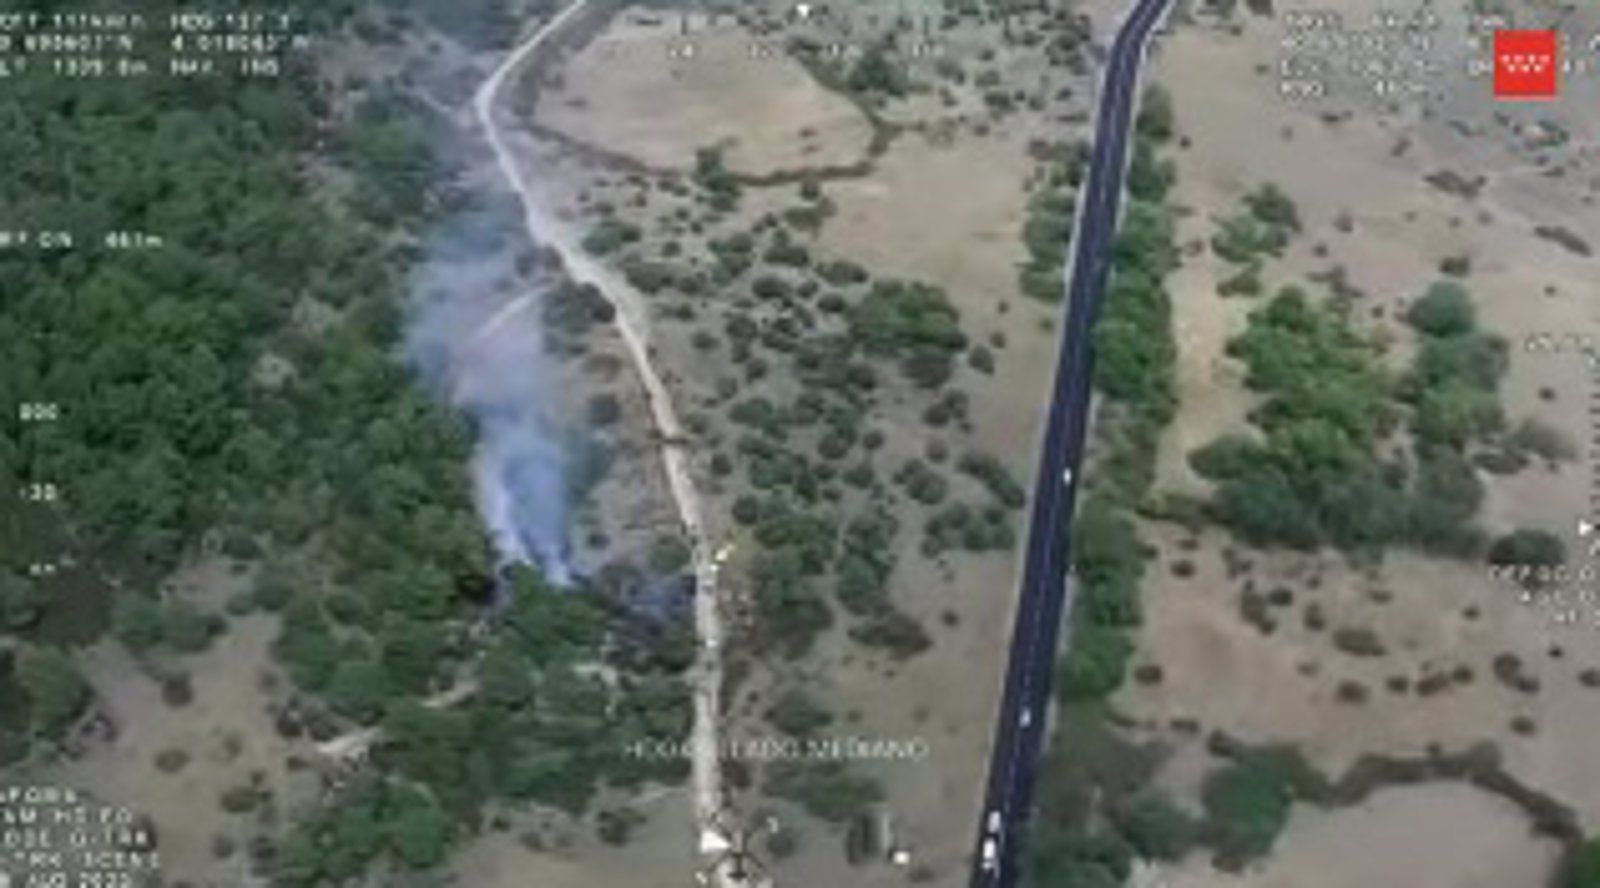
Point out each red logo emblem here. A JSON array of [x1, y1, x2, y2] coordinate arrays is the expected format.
[[1494, 30, 1559, 99]]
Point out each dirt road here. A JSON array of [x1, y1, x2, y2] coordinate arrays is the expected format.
[[473, 2, 733, 883]]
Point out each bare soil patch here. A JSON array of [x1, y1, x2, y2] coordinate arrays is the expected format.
[[532, 10, 875, 176], [49, 610, 322, 886]]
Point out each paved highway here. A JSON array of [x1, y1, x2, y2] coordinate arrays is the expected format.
[[969, 0, 1173, 884]]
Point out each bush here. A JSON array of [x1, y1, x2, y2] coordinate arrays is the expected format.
[[1073, 498, 1145, 590], [1415, 379, 1502, 446], [1510, 418, 1577, 463], [648, 535, 693, 574], [768, 689, 834, 737], [764, 236, 810, 268], [1020, 265, 1063, 302], [1211, 214, 1285, 263], [959, 451, 1027, 509], [1135, 85, 1175, 142], [1230, 287, 1389, 438], [113, 593, 166, 652], [581, 217, 641, 256], [1408, 449, 1486, 554], [1488, 529, 1565, 574], [817, 260, 868, 287], [1095, 227, 1177, 413], [1411, 330, 1507, 393], [848, 280, 966, 358], [766, 760, 883, 823], [1188, 434, 1261, 480], [694, 146, 741, 209], [1439, 254, 1472, 277], [597, 807, 645, 846], [1192, 282, 1507, 556], [1127, 139, 1175, 202], [0, 572, 45, 632], [924, 502, 1014, 554], [1114, 791, 1198, 861], [968, 345, 996, 374], [1566, 838, 1600, 887], [1406, 281, 1475, 337], [621, 257, 677, 294], [732, 496, 762, 525], [1217, 261, 1262, 297], [901, 346, 956, 389], [1058, 625, 1133, 700], [1202, 755, 1294, 869], [1023, 203, 1072, 269], [327, 658, 388, 724], [896, 459, 949, 505], [750, 548, 833, 658], [850, 609, 932, 659], [17, 646, 89, 736], [588, 393, 621, 427], [1331, 626, 1385, 657], [1244, 183, 1300, 232], [835, 509, 897, 612], [162, 600, 218, 653], [847, 45, 908, 97], [1211, 468, 1320, 549]]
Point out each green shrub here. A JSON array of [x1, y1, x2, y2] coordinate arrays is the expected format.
[[768, 689, 834, 737], [1509, 418, 1576, 463], [1244, 183, 1300, 232], [1135, 85, 1175, 142], [959, 451, 1027, 509], [1488, 528, 1565, 575], [896, 459, 950, 505], [1406, 280, 1475, 337], [766, 761, 883, 823], [847, 45, 909, 97], [849, 608, 932, 659], [1211, 214, 1285, 263], [1127, 139, 1175, 202], [1566, 838, 1600, 887], [849, 280, 966, 356], [1217, 261, 1262, 297], [17, 646, 89, 736], [1411, 330, 1507, 393], [648, 535, 692, 574], [968, 344, 996, 374], [112, 593, 166, 652], [1202, 755, 1295, 869], [581, 217, 641, 256], [1114, 791, 1199, 860], [1058, 625, 1134, 700], [162, 600, 218, 653]]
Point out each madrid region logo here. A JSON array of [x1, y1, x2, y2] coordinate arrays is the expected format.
[[1494, 29, 1559, 99]]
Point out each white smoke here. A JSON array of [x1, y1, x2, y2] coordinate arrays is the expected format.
[[405, 199, 574, 590]]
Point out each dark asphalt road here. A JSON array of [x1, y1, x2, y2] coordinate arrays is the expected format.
[[968, 0, 1173, 884]]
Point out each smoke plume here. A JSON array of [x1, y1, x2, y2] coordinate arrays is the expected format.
[[404, 195, 574, 590]]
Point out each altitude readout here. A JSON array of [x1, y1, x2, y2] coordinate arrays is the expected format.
[[1277, 8, 1442, 105]]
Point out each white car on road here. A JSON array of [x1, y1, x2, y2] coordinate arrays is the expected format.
[[981, 837, 999, 871]]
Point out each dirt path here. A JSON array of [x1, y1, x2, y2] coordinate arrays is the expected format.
[[315, 678, 479, 760], [473, 3, 732, 883]]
